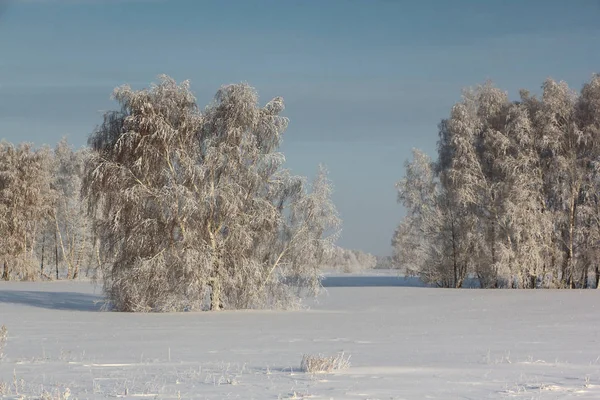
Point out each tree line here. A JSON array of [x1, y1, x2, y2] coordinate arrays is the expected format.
[[0, 139, 95, 281], [393, 75, 600, 289], [3, 72, 596, 313], [0, 75, 376, 312], [323, 246, 377, 273]]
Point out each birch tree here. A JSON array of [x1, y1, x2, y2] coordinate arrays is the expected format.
[[438, 84, 511, 287], [50, 138, 94, 279], [393, 149, 471, 287], [533, 79, 588, 287], [83, 75, 340, 312], [498, 102, 552, 287]]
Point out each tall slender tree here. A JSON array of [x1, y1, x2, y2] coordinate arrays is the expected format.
[[50, 138, 93, 279], [393, 149, 471, 287]]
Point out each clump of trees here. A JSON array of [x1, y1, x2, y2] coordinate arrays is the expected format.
[[0, 76, 341, 312], [393, 75, 600, 289], [374, 255, 396, 269], [323, 246, 377, 273], [83, 75, 341, 312], [0, 140, 93, 281], [0, 143, 54, 280]]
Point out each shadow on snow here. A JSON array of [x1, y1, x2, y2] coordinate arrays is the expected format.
[[320, 275, 428, 288], [0, 290, 103, 312], [0, 275, 433, 312]]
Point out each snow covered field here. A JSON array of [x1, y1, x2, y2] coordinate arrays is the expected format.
[[1, 271, 599, 399]]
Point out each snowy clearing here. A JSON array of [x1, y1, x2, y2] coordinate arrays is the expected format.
[[1, 271, 599, 399]]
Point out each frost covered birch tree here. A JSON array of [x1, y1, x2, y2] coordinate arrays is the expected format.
[[535, 79, 582, 287], [49, 138, 94, 279], [83, 76, 340, 312], [439, 84, 511, 287], [393, 149, 471, 287], [497, 102, 552, 288]]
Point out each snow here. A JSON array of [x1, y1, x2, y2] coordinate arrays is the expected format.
[[1, 271, 599, 399]]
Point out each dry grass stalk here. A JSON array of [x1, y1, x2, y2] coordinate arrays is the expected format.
[[300, 352, 351, 373], [0, 325, 7, 359]]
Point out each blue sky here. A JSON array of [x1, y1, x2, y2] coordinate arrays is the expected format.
[[1, 0, 600, 255]]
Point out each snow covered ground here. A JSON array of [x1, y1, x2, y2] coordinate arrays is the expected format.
[[1, 270, 599, 399]]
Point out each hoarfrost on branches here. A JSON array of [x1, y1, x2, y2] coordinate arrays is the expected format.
[[82, 75, 341, 311]]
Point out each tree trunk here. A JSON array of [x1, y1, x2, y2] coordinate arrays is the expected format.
[[490, 218, 498, 288], [55, 228, 59, 280], [95, 235, 102, 274], [209, 279, 223, 311], [55, 216, 73, 279], [541, 258, 547, 289], [72, 237, 86, 280], [2, 261, 8, 281], [451, 220, 458, 288], [582, 262, 589, 289], [40, 235, 46, 277], [565, 191, 577, 288], [458, 262, 467, 288], [595, 263, 600, 289], [207, 219, 223, 310]]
